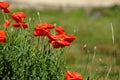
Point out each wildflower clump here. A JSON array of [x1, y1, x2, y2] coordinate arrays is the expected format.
[[0, 1, 83, 80], [33, 23, 75, 48]]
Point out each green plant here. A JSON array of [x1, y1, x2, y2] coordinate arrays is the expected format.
[[0, 2, 76, 80]]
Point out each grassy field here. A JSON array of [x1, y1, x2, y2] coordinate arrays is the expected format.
[[0, 6, 120, 79]]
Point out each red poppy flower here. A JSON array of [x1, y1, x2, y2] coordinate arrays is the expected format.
[[63, 34, 75, 43], [48, 33, 75, 48], [48, 25, 75, 48], [11, 12, 26, 23], [55, 26, 65, 34], [48, 34, 70, 48], [65, 71, 83, 80], [33, 22, 54, 37], [11, 12, 28, 28], [0, 2, 10, 13], [3, 19, 11, 28], [0, 30, 6, 43]]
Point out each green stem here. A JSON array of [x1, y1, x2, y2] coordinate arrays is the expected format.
[[105, 66, 112, 80], [89, 46, 96, 79], [2, 11, 6, 21]]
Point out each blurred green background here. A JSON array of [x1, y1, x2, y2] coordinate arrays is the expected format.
[[0, 5, 120, 79]]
